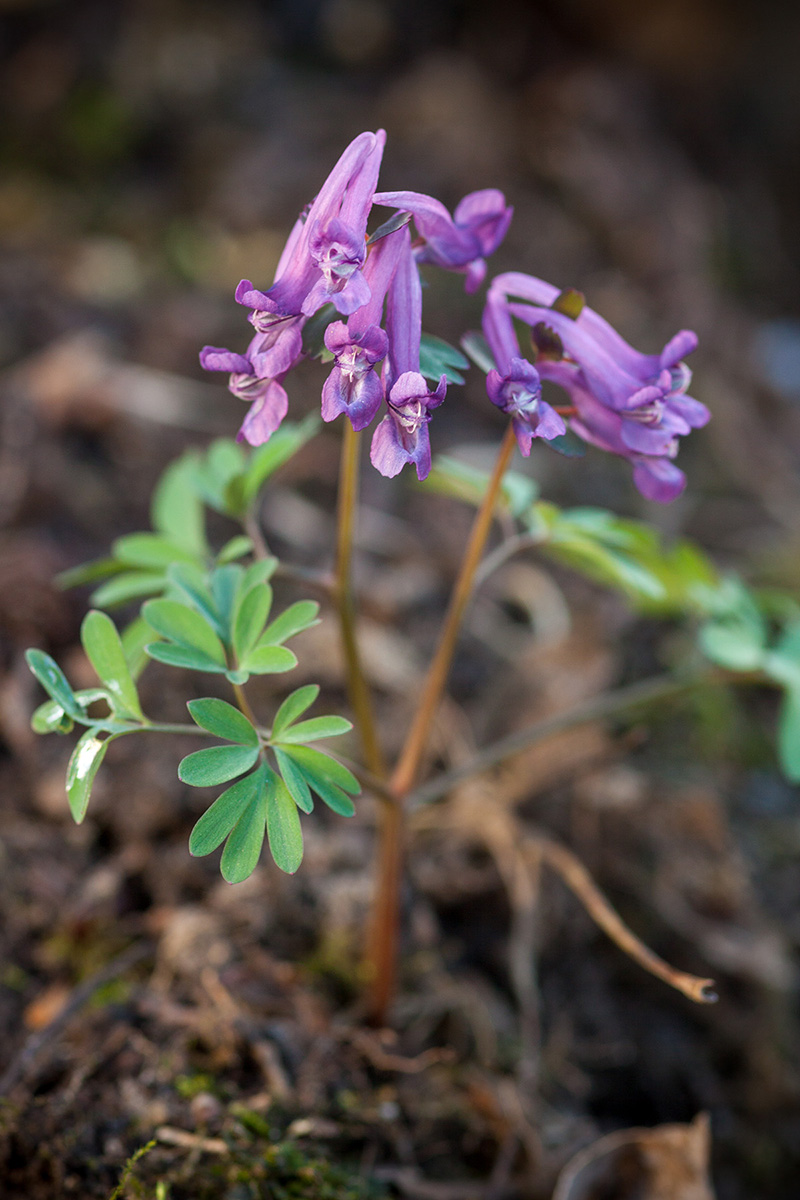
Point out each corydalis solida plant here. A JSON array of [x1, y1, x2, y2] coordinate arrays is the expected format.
[[28, 129, 731, 1028]]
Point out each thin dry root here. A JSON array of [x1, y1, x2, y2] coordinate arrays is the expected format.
[[528, 835, 717, 1005]]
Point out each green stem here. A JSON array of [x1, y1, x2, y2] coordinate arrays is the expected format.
[[365, 424, 517, 1026]]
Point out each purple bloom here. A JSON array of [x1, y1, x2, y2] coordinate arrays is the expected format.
[[481, 292, 566, 455], [370, 371, 446, 480], [237, 130, 386, 326], [486, 274, 708, 501], [319, 226, 406, 431], [199, 340, 288, 446], [373, 188, 513, 293]]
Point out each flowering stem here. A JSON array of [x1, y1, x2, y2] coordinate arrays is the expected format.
[[365, 423, 516, 1025], [335, 422, 386, 779]]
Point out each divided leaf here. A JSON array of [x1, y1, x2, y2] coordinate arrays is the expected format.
[[143, 599, 227, 665], [260, 601, 320, 646], [189, 769, 261, 856], [265, 771, 304, 874], [221, 791, 268, 883], [178, 744, 259, 787], [232, 584, 273, 663], [274, 747, 314, 813], [81, 610, 143, 720], [187, 698, 258, 746], [271, 684, 320, 739]]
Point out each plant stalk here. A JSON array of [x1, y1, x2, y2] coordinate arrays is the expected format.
[[365, 424, 517, 1025]]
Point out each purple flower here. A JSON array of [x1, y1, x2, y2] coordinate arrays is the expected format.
[[370, 371, 446, 481], [199, 341, 288, 446], [481, 292, 566, 455], [237, 130, 386, 326], [373, 188, 513, 293], [319, 226, 406, 431], [486, 274, 708, 501]]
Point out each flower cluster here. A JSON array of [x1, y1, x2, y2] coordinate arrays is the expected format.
[[200, 131, 706, 498]]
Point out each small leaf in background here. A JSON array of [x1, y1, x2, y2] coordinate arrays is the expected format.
[[226, 415, 320, 515], [216, 535, 254, 564], [273, 715, 352, 744], [112, 533, 198, 570], [271, 684, 320, 738], [66, 728, 110, 822], [90, 571, 165, 609], [81, 611, 144, 720], [145, 642, 228, 674], [232, 585, 273, 663], [193, 438, 248, 513], [178, 744, 260, 787], [240, 557, 278, 591], [210, 565, 244, 635], [460, 330, 497, 375], [259, 600, 320, 646], [419, 333, 469, 386], [423, 455, 538, 517], [57, 557, 125, 591], [274, 747, 314, 813], [166, 563, 223, 636], [142, 599, 227, 665], [777, 685, 800, 782], [241, 644, 298, 675], [544, 431, 586, 457], [31, 700, 74, 735], [699, 620, 765, 671], [301, 303, 338, 361], [120, 615, 155, 680], [367, 209, 411, 246], [265, 771, 304, 874], [189, 769, 261, 856], [187, 698, 258, 746], [25, 650, 82, 718], [151, 451, 208, 558], [221, 787, 268, 883]]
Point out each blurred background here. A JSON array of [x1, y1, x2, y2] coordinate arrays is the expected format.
[[2, 1, 800, 1197]]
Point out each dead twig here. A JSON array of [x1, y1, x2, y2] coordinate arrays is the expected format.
[[155, 1125, 228, 1155]]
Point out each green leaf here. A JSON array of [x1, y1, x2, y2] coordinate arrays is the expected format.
[[280, 743, 360, 794], [271, 684, 320, 738], [232, 584, 273, 663], [66, 728, 110, 822], [419, 333, 469, 386], [295, 767, 355, 817], [81, 611, 143, 720], [210, 565, 244, 635], [189, 769, 261, 856], [700, 620, 765, 671], [367, 209, 412, 246], [221, 789, 267, 883], [216, 535, 254, 564], [274, 715, 352, 744], [241, 644, 298, 675], [460, 331, 497, 375], [544, 431, 586, 458], [225, 668, 251, 685], [112, 533, 198, 570], [178, 744, 260, 787], [25, 649, 82, 718], [274, 748, 314, 813], [120, 616, 155, 680], [187, 698, 258, 746], [56, 557, 125, 590], [265, 771, 303, 874], [31, 700, 74, 735], [166, 563, 224, 636], [227, 415, 320, 515], [241, 557, 279, 590], [90, 571, 165, 608], [423, 455, 537, 517], [301, 303, 338, 361], [145, 643, 228, 674], [778, 685, 800, 782], [142, 599, 227, 665], [151, 451, 207, 557], [259, 600, 320, 646]]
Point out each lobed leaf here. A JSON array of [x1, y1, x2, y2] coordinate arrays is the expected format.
[[273, 715, 352, 744], [265, 771, 304, 874], [187, 697, 258, 746], [81, 611, 143, 720], [66, 728, 110, 823], [271, 684, 320, 739], [221, 792, 267, 883], [143, 599, 227, 665], [178, 743, 260, 787], [274, 748, 314, 813], [189, 768, 261, 856], [232, 584, 273, 663], [280, 743, 361, 795], [259, 600, 320, 646]]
